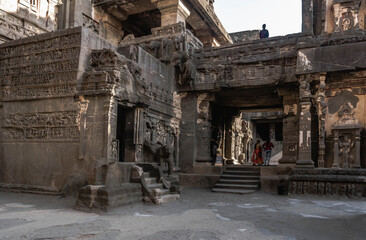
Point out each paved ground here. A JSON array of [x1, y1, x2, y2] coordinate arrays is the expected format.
[[0, 187, 365, 240]]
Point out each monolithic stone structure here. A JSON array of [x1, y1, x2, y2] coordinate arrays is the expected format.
[[0, 0, 366, 206]]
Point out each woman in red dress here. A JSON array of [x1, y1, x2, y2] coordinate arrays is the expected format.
[[251, 140, 263, 166]]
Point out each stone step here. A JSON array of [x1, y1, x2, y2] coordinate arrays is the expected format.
[[145, 177, 156, 184], [151, 188, 170, 197], [143, 172, 150, 178], [218, 179, 260, 184], [225, 167, 260, 172], [221, 174, 260, 180], [224, 170, 260, 175], [214, 183, 258, 190], [212, 188, 256, 194], [147, 183, 164, 189], [155, 194, 180, 204]]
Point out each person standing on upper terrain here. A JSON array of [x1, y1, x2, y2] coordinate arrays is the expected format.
[[260, 24, 269, 39]]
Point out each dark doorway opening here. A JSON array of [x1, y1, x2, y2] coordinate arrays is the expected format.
[[116, 105, 135, 162]]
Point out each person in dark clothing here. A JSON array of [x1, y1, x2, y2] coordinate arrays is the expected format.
[[210, 139, 218, 165], [259, 24, 269, 39]]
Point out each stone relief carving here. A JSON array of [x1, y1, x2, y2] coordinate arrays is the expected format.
[[338, 135, 354, 168], [82, 13, 99, 34], [316, 76, 327, 168], [332, 1, 363, 32], [111, 139, 119, 159], [2, 111, 81, 140], [332, 103, 361, 169], [0, 33, 81, 100], [144, 117, 177, 176], [299, 75, 312, 101]]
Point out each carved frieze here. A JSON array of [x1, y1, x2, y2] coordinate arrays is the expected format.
[[2, 111, 81, 141], [1, 72, 77, 87], [2, 85, 77, 101], [0, 33, 81, 57], [0, 33, 81, 101]]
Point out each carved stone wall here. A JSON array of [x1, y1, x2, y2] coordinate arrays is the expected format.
[[0, 0, 60, 44], [0, 27, 116, 191], [290, 168, 366, 197], [194, 34, 300, 91]]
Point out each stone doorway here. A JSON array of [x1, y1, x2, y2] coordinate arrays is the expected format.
[[210, 89, 284, 166], [116, 105, 135, 162]]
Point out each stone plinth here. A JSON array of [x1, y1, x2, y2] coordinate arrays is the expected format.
[[75, 184, 142, 211], [289, 168, 366, 197]]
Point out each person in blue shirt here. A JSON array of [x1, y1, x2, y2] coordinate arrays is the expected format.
[[259, 24, 269, 39]]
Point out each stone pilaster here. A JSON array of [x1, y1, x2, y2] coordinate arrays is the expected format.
[[278, 89, 298, 165], [316, 73, 327, 168], [196, 94, 213, 163], [296, 75, 314, 168], [157, 0, 190, 26], [179, 93, 197, 171], [133, 108, 144, 162]]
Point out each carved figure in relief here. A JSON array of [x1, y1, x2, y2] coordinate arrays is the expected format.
[[161, 38, 173, 62], [144, 121, 175, 176], [111, 140, 119, 159], [339, 10, 354, 31], [299, 76, 311, 100], [338, 135, 354, 168], [149, 40, 160, 58], [129, 45, 138, 63]]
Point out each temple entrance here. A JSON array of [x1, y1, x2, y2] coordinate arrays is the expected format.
[[210, 87, 285, 166], [116, 105, 135, 162]]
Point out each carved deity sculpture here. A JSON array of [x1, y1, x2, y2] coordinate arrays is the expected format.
[[299, 75, 311, 101], [144, 120, 175, 176], [338, 135, 354, 168], [340, 10, 354, 31], [332, 102, 361, 169]]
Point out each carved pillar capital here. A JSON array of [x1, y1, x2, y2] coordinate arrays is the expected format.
[[157, 0, 190, 26]]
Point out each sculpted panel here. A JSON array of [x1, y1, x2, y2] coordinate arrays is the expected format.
[[2, 111, 81, 141], [0, 33, 81, 100]]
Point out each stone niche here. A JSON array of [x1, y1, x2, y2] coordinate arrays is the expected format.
[[332, 0, 366, 31], [332, 103, 362, 169]]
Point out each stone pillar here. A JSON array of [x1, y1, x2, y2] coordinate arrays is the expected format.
[[354, 132, 361, 168], [316, 73, 327, 168], [302, 0, 314, 34], [332, 131, 340, 168], [296, 75, 315, 168], [133, 108, 144, 162], [179, 93, 197, 171], [78, 99, 89, 160], [224, 116, 233, 160], [196, 94, 213, 163], [278, 89, 298, 165], [157, 0, 190, 26]]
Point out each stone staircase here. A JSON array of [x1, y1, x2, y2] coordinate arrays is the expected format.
[[143, 172, 180, 204], [212, 166, 260, 194]]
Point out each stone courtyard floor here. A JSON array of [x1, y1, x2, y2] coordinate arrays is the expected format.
[[0, 187, 365, 240]]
